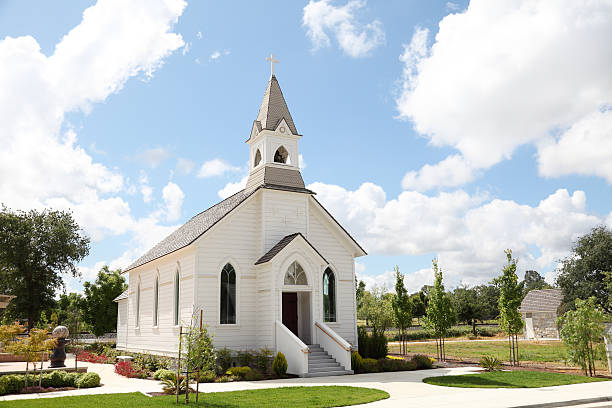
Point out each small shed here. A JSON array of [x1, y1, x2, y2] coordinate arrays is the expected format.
[[113, 290, 128, 350], [519, 289, 563, 340]]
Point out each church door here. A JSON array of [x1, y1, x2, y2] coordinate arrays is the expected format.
[[282, 292, 299, 337]]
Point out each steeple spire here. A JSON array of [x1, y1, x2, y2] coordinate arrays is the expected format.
[[253, 75, 298, 136]]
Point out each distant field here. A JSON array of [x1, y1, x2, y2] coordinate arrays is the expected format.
[[389, 340, 606, 369]]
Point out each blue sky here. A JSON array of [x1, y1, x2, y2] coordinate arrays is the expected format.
[[0, 0, 610, 293]]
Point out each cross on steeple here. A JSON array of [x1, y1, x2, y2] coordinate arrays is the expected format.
[[266, 53, 279, 76]]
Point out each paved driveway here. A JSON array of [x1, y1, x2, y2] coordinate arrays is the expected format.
[[2, 358, 611, 407]]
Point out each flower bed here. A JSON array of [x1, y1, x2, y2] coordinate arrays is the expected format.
[[76, 350, 114, 364]]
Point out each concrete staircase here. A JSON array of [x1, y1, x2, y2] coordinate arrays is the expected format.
[[305, 344, 352, 377]]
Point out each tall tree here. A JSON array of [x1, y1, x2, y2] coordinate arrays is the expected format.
[[57, 292, 84, 341], [409, 291, 427, 319], [364, 286, 394, 336], [522, 270, 551, 297], [355, 278, 366, 311], [452, 285, 482, 335], [391, 266, 412, 355], [474, 284, 500, 321], [558, 297, 606, 376], [556, 226, 612, 314], [423, 259, 456, 361], [0, 206, 90, 328], [82, 266, 126, 336], [495, 249, 523, 366]]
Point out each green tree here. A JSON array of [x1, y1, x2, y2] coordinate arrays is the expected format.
[[355, 278, 366, 312], [522, 270, 551, 298], [495, 249, 523, 366], [558, 297, 606, 376], [474, 284, 500, 321], [409, 290, 427, 319], [364, 286, 394, 336], [391, 266, 412, 355], [81, 266, 126, 336], [452, 285, 482, 335], [605, 271, 612, 308], [556, 226, 612, 314], [423, 259, 456, 361], [0, 206, 90, 328]]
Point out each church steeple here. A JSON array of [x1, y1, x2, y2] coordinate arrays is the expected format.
[[245, 68, 308, 194]]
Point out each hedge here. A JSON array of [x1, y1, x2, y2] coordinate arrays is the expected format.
[[0, 370, 99, 396]]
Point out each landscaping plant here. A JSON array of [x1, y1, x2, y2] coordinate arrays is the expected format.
[[479, 355, 502, 371], [392, 266, 412, 355], [272, 352, 287, 378], [494, 249, 523, 366], [423, 259, 456, 361], [558, 297, 606, 376]]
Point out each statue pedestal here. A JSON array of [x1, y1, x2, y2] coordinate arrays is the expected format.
[[49, 338, 68, 368]]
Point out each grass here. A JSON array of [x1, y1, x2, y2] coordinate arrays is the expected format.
[[0, 386, 389, 408], [423, 370, 609, 388], [390, 340, 567, 364]]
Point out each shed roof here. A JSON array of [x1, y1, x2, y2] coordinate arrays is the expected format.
[[113, 290, 128, 302], [520, 289, 563, 313]]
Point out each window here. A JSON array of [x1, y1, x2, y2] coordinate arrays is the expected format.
[[153, 275, 159, 327], [220, 263, 236, 324], [284, 261, 307, 285], [254, 149, 262, 167], [323, 268, 336, 322], [174, 270, 180, 326], [274, 146, 289, 164], [136, 278, 141, 327]]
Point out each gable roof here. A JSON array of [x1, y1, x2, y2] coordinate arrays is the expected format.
[[520, 289, 563, 313], [113, 290, 128, 302], [255, 233, 328, 265], [311, 197, 367, 257], [251, 75, 298, 138], [124, 188, 257, 272]]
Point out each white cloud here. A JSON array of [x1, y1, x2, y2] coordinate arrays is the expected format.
[[139, 171, 153, 203], [538, 109, 612, 182], [209, 49, 230, 61], [402, 154, 478, 191], [0, 0, 186, 276], [182, 41, 191, 56], [162, 181, 184, 221], [302, 0, 385, 58], [196, 31, 203, 40], [137, 147, 171, 168], [176, 157, 196, 175], [218, 175, 248, 199], [311, 181, 601, 290], [397, 1, 612, 187], [446, 2, 460, 11], [197, 158, 240, 178]]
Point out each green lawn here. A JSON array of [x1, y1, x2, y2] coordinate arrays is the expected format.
[[389, 340, 592, 366], [423, 371, 609, 388], [0, 386, 389, 408]]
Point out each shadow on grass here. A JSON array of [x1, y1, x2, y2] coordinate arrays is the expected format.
[[423, 375, 516, 388]]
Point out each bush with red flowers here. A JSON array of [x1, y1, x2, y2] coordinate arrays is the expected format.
[[114, 361, 148, 379], [76, 350, 114, 364]]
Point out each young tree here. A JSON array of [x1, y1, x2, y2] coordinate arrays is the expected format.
[[81, 266, 126, 336], [0, 206, 90, 328], [365, 286, 394, 336], [391, 266, 412, 355], [558, 297, 606, 376], [181, 310, 216, 403], [556, 226, 612, 314], [423, 259, 456, 361], [8, 328, 56, 388], [495, 249, 523, 366]]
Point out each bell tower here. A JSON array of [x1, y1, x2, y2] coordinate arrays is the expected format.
[[245, 59, 307, 193]]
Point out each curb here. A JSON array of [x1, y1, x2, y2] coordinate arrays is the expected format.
[[510, 396, 612, 408]]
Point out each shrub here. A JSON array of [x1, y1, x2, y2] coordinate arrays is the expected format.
[[237, 350, 253, 367], [411, 354, 434, 369], [131, 353, 171, 372], [76, 350, 114, 364], [161, 375, 190, 395], [377, 358, 416, 372], [153, 369, 175, 381], [479, 355, 502, 372], [351, 351, 363, 371], [216, 347, 233, 374], [75, 372, 100, 388], [198, 371, 216, 383], [114, 361, 147, 378], [0, 374, 23, 395], [255, 347, 273, 373], [226, 366, 252, 379], [360, 358, 379, 373], [358, 327, 388, 359], [215, 375, 236, 383], [272, 352, 287, 378]]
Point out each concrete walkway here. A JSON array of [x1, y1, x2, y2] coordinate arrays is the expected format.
[[2, 358, 611, 407]]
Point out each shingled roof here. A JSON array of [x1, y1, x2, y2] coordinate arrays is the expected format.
[[255, 232, 328, 265], [520, 289, 563, 313], [124, 188, 257, 272], [113, 290, 128, 302], [252, 75, 298, 137]]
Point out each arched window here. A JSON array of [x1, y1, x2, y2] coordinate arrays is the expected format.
[[220, 263, 236, 324], [284, 261, 307, 285], [173, 270, 180, 326], [323, 268, 336, 322], [274, 146, 289, 164], [153, 275, 159, 326], [254, 149, 262, 167], [136, 278, 141, 327]]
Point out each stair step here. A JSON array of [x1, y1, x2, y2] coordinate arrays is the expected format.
[[308, 355, 333, 361], [309, 361, 339, 368], [305, 370, 351, 378], [308, 347, 323, 352], [309, 351, 328, 357], [309, 365, 342, 373], [307, 344, 320, 348]]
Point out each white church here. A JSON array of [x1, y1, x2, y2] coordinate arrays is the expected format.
[[115, 65, 366, 377]]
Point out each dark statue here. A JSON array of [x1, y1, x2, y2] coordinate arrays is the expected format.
[[49, 325, 69, 368]]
